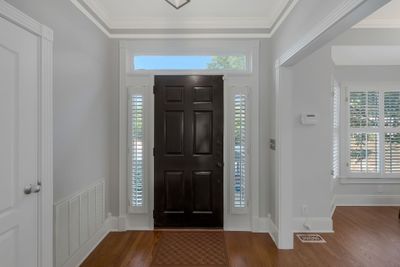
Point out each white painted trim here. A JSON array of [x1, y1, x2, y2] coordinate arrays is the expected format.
[[338, 177, 400, 184], [111, 33, 271, 39], [62, 216, 118, 267], [273, 63, 294, 250], [39, 24, 54, 267], [279, 0, 390, 66], [354, 19, 400, 29], [292, 217, 334, 233], [69, 0, 111, 37], [269, 0, 299, 37], [110, 17, 272, 30], [54, 181, 106, 267], [119, 40, 260, 232], [335, 194, 400, 206], [269, 220, 279, 244], [0, 2, 54, 267]]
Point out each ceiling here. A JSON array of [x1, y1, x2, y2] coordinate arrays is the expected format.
[[77, 0, 295, 30], [332, 46, 400, 66], [356, 0, 400, 28]]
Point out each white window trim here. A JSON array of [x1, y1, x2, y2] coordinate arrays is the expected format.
[[230, 86, 251, 214], [127, 86, 150, 214], [340, 82, 400, 181]]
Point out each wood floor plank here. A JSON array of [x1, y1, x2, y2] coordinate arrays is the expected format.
[[81, 207, 400, 267]]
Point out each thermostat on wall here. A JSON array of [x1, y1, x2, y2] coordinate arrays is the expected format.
[[301, 113, 318, 125]]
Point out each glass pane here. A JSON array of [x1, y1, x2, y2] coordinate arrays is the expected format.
[[130, 95, 144, 207], [350, 133, 379, 173], [385, 133, 400, 174], [367, 92, 379, 127], [133, 55, 246, 71], [384, 91, 400, 127], [233, 94, 247, 209], [349, 91, 379, 128]]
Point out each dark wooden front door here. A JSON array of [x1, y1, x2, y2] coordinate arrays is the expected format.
[[154, 75, 223, 228]]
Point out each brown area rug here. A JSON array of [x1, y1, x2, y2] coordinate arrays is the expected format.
[[151, 232, 228, 266]]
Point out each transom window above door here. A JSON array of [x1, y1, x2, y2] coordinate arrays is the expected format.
[[132, 55, 248, 72]]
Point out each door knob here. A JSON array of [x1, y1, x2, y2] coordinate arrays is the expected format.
[[24, 184, 32, 195], [216, 162, 223, 168], [32, 181, 41, 193]]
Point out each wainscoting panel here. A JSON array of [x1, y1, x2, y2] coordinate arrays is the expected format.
[[54, 180, 106, 267]]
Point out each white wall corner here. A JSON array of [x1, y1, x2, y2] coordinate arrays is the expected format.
[[335, 194, 400, 206], [292, 217, 334, 233], [252, 216, 272, 233]]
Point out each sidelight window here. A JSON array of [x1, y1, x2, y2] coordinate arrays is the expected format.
[[231, 89, 250, 212], [129, 94, 145, 210]]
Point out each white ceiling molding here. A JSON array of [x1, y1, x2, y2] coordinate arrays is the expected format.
[[70, 0, 299, 39], [109, 17, 272, 30]]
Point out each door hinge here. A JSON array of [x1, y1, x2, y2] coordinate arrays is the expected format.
[[153, 147, 156, 156], [153, 210, 155, 219], [153, 86, 156, 94]]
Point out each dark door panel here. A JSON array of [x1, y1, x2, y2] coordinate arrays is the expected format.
[[154, 75, 223, 228]]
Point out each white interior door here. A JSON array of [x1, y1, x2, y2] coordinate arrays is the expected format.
[[0, 16, 39, 267]]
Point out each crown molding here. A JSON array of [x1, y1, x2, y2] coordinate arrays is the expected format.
[[70, 0, 298, 39], [109, 17, 271, 30], [354, 19, 400, 29]]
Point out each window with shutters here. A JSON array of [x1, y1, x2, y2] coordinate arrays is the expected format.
[[231, 88, 250, 213], [343, 87, 400, 178], [128, 92, 147, 213], [332, 80, 340, 178]]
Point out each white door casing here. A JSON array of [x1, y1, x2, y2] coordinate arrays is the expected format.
[[0, 1, 53, 266], [119, 40, 260, 231]]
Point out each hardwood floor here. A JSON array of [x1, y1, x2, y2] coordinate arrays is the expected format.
[[81, 207, 400, 267]]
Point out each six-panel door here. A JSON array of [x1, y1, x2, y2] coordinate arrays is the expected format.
[[154, 76, 224, 228]]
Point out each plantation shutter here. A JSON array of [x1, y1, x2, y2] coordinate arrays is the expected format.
[[233, 94, 248, 209], [384, 91, 400, 174], [332, 81, 340, 178], [129, 94, 145, 209], [348, 91, 380, 174]]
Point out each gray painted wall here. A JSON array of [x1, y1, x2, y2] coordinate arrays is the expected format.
[[7, 0, 117, 215], [291, 46, 335, 218]]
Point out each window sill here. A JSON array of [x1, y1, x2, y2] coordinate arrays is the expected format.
[[338, 177, 400, 184]]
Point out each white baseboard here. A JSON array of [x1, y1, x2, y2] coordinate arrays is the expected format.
[[64, 216, 118, 267], [268, 220, 279, 246], [292, 217, 333, 233], [335, 194, 400, 206]]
